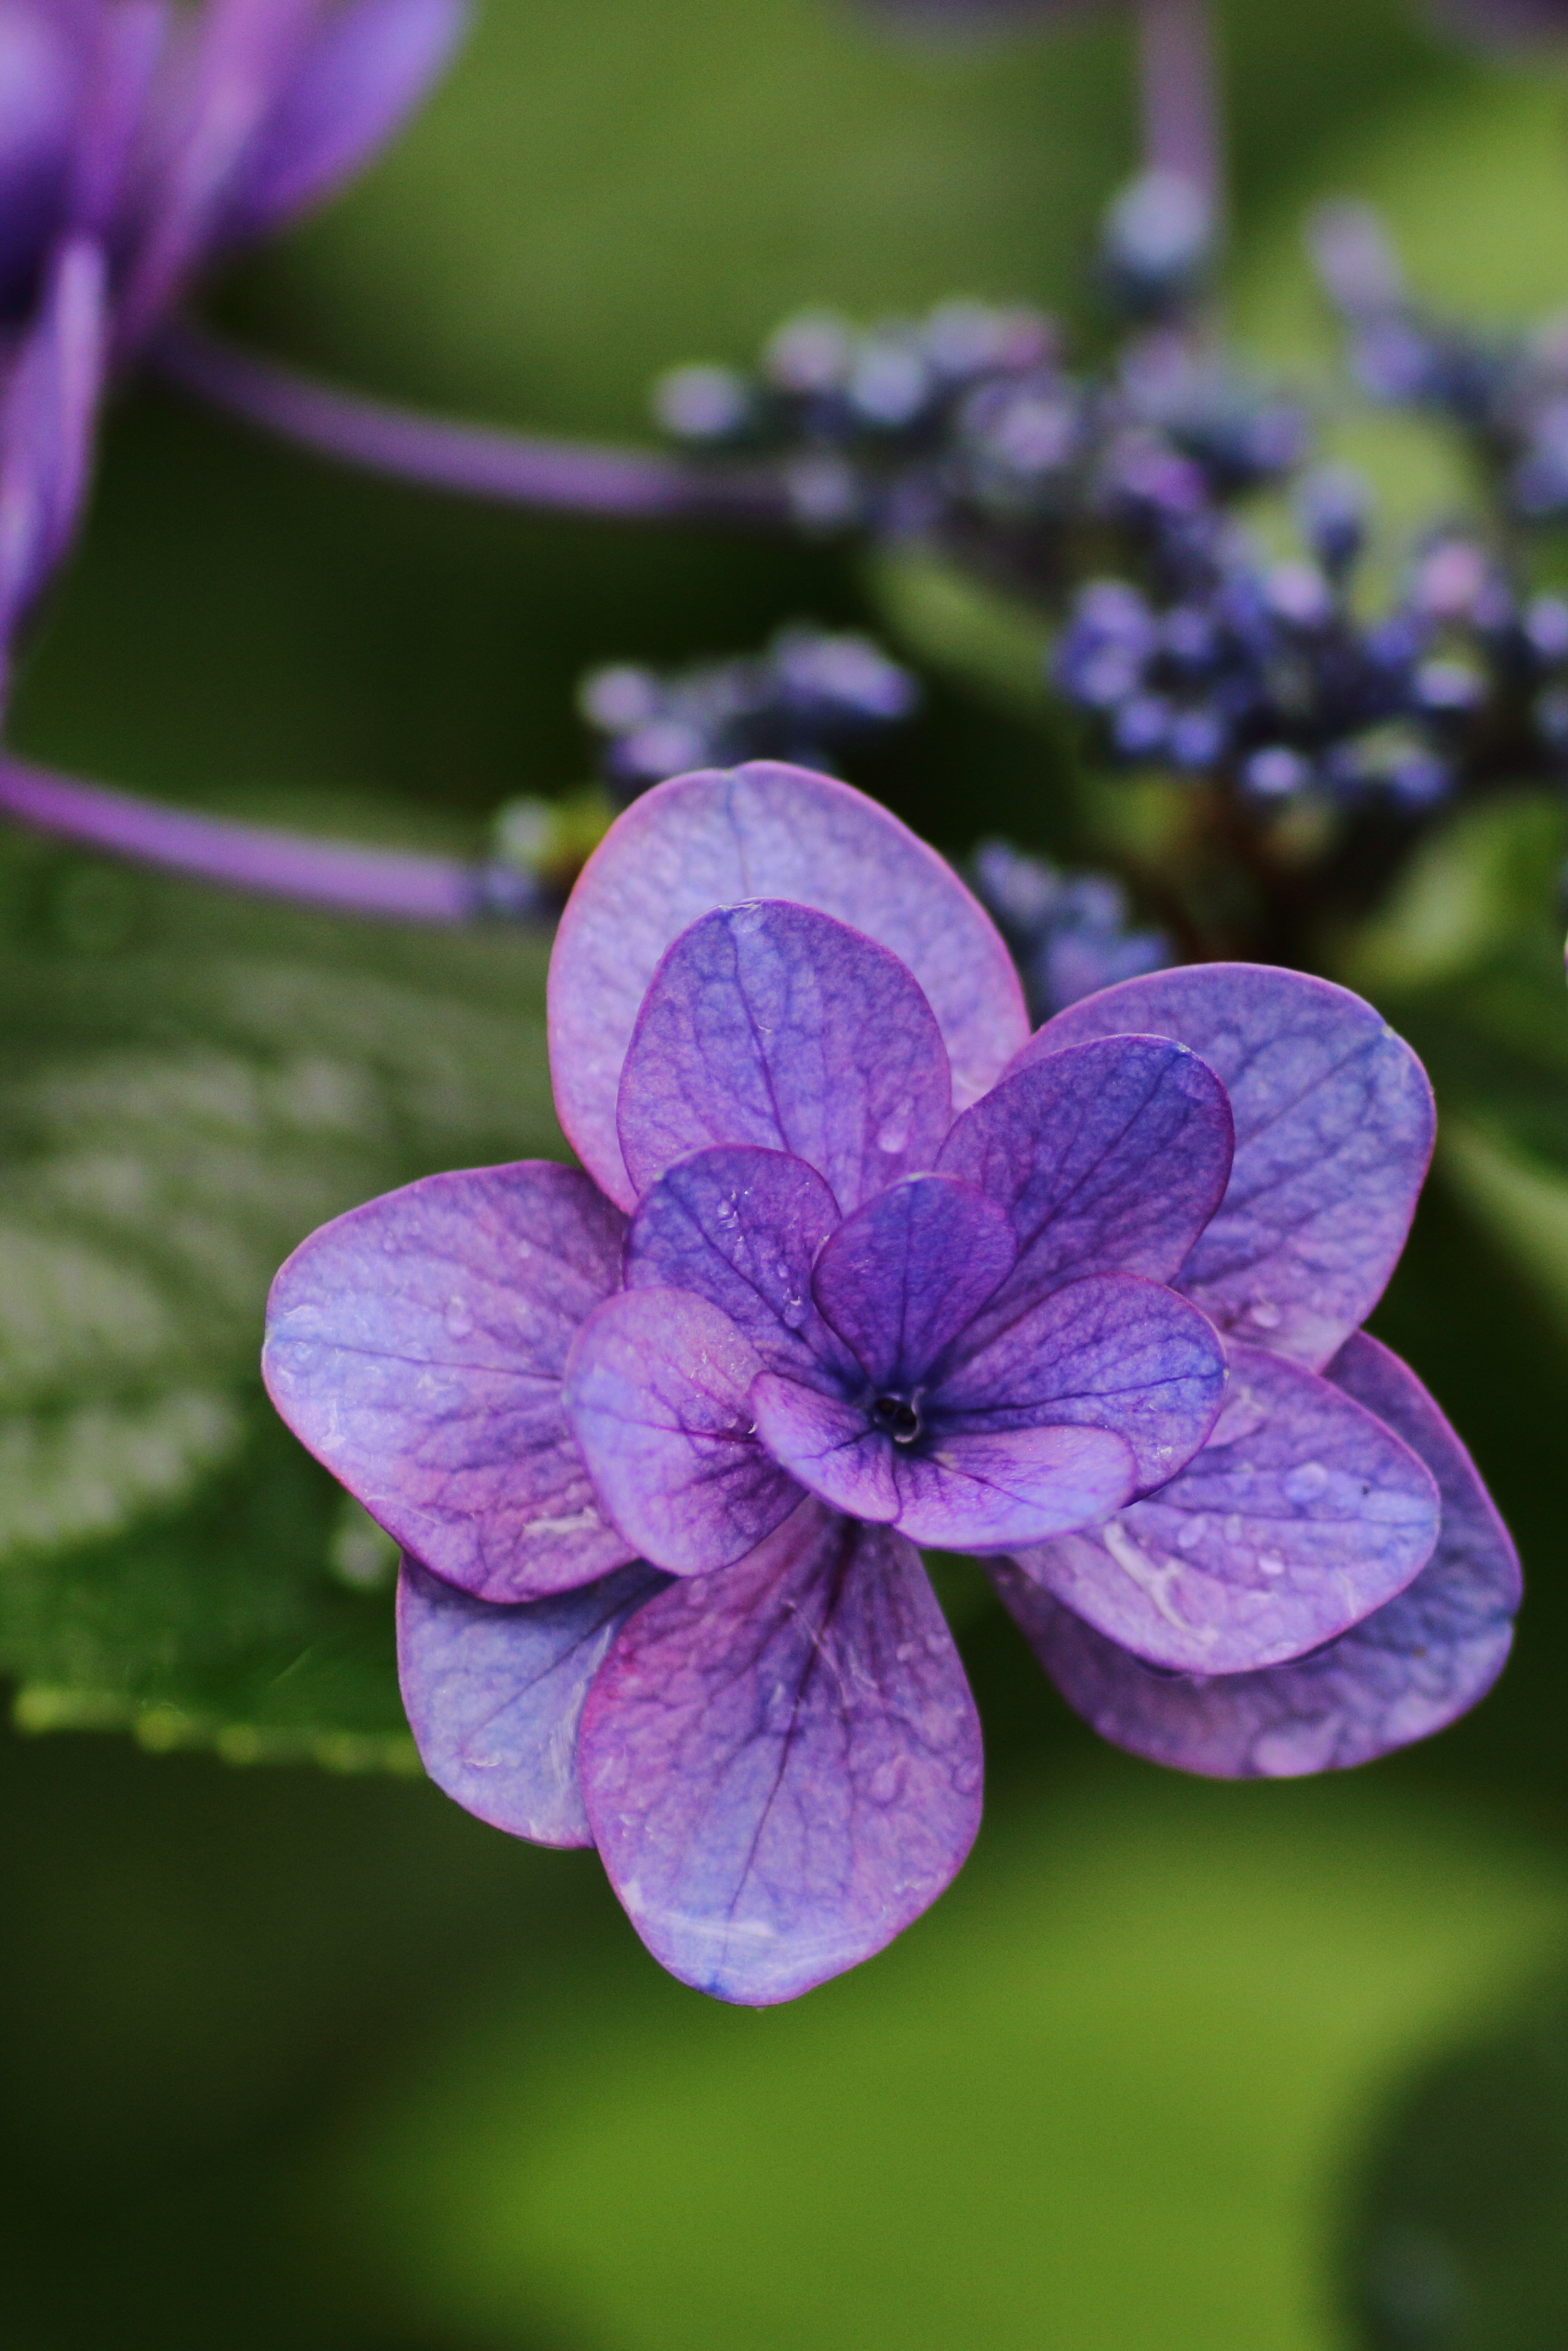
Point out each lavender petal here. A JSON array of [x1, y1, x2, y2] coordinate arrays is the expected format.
[[1000, 1332, 1519, 1774], [750, 1373, 1138, 1549], [1024, 964, 1434, 1370], [0, 234, 107, 663], [617, 902, 952, 1211], [263, 1162, 635, 1602], [578, 1499, 983, 2003], [932, 1270, 1229, 1492], [624, 1144, 850, 1377], [226, 0, 467, 240], [1009, 1340, 1441, 1674], [810, 1174, 1017, 1389], [562, 1287, 804, 1575], [936, 1034, 1233, 1305], [397, 1552, 669, 1846], [550, 764, 1028, 1210]]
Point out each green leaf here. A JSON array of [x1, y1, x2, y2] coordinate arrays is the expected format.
[[0, 817, 561, 1763], [1335, 792, 1568, 1339]]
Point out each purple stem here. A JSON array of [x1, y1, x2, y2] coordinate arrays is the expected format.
[[151, 320, 794, 526], [1136, 0, 1223, 207], [0, 753, 520, 922]]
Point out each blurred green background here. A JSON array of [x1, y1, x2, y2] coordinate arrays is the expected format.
[[4, 0, 1568, 2343]]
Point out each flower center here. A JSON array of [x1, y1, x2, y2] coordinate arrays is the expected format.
[[872, 1393, 922, 1445]]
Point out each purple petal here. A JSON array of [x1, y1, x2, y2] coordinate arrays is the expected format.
[[115, 0, 323, 353], [0, 233, 107, 658], [1009, 1341, 1441, 1674], [1000, 1334, 1519, 1775], [549, 764, 1028, 1211], [624, 1145, 850, 1377], [617, 901, 952, 1211], [811, 1174, 1016, 1388], [71, 1, 172, 236], [562, 1288, 802, 1575], [1023, 964, 1434, 1369], [263, 1161, 634, 1603], [933, 1271, 1228, 1491], [0, 0, 79, 308], [227, 0, 468, 241], [936, 1035, 1232, 1304], [750, 1372, 1137, 1548], [396, 1553, 669, 1846], [578, 1498, 983, 2003]]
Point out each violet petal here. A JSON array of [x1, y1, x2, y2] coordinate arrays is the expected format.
[[263, 1161, 634, 1602], [750, 1372, 1137, 1548], [1009, 1340, 1441, 1673], [932, 1271, 1229, 1491], [1000, 1332, 1519, 1774], [549, 763, 1028, 1210], [811, 1173, 1017, 1389], [227, 0, 468, 241], [397, 1552, 670, 1846], [562, 1288, 804, 1575], [624, 1144, 849, 1377], [0, 233, 106, 657], [936, 1034, 1232, 1304], [1022, 964, 1434, 1369], [617, 900, 952, 1210], [578, 1498, 983, 2003]]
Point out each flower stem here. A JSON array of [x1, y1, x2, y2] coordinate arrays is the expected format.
[[1136, 0, 1223, 207], [0, 754, 535, 922], [151, 321, 794, 526]]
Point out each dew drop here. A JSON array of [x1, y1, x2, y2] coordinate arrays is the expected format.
[[444, 1296, 473, 1339], [1247, 1297, 1282, 1330], [1257, 1550, 1287, 1578], [1285, 1460, 1330, 1505], [1225, 1514, 1245, 1543], [1176, 1514, 1207, 1551], [875, 1110, 911, 1156], [868, 1757, 907, 1805], [779, 1289, 808, 1329]]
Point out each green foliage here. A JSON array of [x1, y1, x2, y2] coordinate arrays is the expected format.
[[0, 824, 559, 1763], [328, 1774, 1567, 2351], [1345, 1968, 1568, 2350], [1336, 792, 1568, 1334]]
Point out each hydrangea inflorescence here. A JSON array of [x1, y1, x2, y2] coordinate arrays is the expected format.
[[654, 177, 1302, 599], [0, 0, 465, 675], [262, 764, 1519, 2004]]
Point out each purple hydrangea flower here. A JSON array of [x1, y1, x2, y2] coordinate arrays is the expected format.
[[262, 764, 1519, 2004], [0, 0, 466, 670]]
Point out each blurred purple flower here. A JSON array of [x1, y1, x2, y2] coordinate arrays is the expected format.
[[0, 0, 466, 671], [263, 765, 1516, 2004]]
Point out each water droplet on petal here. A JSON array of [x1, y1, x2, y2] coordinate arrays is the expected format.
[[1176, 1514, 1207, 1551], [1285, 1460, 1330, 1505], [875, 1110, 912, 1156], [1248, 1297, 1282, 1330], [868, 1757, 907, 1805], [444, 1296, 473, 1339], [1257, 1550, 1287, 1578]]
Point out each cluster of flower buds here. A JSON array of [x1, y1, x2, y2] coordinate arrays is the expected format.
[[969, 837, 1170, 1016], [653, 175, 1304, 595], [1309, 201, 1568, 529], [1056, 470, 1568, 811], [577, 624, 920, 801]]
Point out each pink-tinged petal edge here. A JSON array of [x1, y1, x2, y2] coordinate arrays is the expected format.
[[579, 1498, 983, 2003], [616, 901, 952, 1211], [549, 764, 1028, 1211], [1007, 1340, 1441, 1674], [562, 1287, 804, 1576], [1023, 963, 1434, 1371], [262, 1162, 634, 1603], [397, 1552, 669, 1846], [998, 1333, 1519, 1775]]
